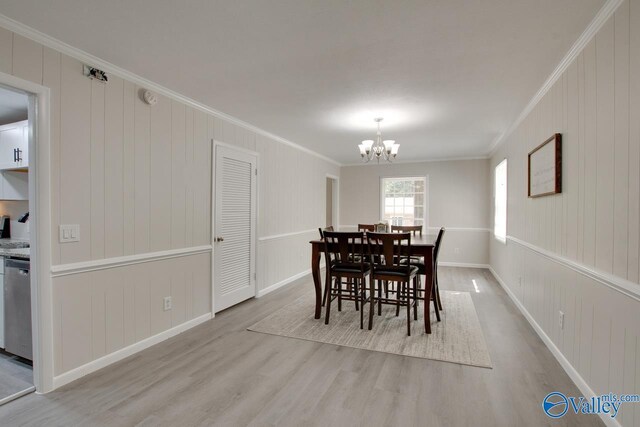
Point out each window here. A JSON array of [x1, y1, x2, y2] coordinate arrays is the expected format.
[[494, 159, 507, 242], [380, 177, 426, 226]]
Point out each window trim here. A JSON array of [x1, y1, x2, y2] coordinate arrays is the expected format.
[[493, 159, 507, 244], [379, 175, 429, 229]]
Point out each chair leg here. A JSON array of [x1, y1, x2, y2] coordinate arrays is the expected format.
[[434, 298, 441, 322], [435, 269, 443, 310], [354, 278, 359, 312], [413, 279, 419, 320], [322, 275, 330, 307], [324, 278, 333, 325], [378, 281, 382, 316], [395, 281, 400, 317], [360, 277, 365, 329], [405, 282, 411, 336], [431, 276, 441, 322], [322, 268, 331, 307], [368, 280, 376, 330], [337, 278, 342, 312]]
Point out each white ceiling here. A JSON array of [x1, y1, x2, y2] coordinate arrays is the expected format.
[[0, 0, 605, 163], [0, 85, 27, 125]]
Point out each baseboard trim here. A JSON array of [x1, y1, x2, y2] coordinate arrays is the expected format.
[[51, 312, 212, 390], [438, 262, 490, 268], [487, 267, 620, 427], [256, 269, 312, 297]]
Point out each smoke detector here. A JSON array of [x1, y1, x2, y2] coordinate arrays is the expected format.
[[143, 90, 158, 106]]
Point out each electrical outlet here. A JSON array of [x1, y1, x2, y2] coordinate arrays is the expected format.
[[163, 296, 172, 311], [559, 311, 565, 329]]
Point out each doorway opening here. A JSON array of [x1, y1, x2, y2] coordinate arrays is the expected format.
[[0, 84, 34, 405], [325, 175, 338, 228]]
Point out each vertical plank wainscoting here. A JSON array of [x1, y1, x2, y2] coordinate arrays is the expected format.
[[51, 253, 211, 388], [0, 18, 339, 389], [490, 2, 640, 426]]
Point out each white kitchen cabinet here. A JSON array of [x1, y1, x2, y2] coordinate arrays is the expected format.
[[0, 171, 28, 200], [0, 120, 29, 170]]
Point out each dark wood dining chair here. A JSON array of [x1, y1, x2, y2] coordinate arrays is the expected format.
[[390, 224, 422, 236], [432, 227, 445, 311], [366, 232, 418, 335], [392, 224, 441, 322], [357, 224, 375, 232], [318, 226, 334, 307], [322, 231, 372, 329]]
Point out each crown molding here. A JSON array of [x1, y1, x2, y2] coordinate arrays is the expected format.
[[486, 0, 623, 157], [341, 155, 489, 167], [0, 13, 342, 167]]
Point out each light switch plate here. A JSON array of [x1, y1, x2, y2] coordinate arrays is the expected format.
[[59, 224, 80, 243]]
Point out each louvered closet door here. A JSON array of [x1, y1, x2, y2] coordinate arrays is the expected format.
[[214, 145, 257, 312]]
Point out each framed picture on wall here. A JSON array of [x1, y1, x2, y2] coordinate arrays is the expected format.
[[528, 133, 562, 198]]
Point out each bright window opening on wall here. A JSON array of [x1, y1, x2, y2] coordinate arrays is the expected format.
[[494, 159, 507, 242], [380, 177, 426, 226]]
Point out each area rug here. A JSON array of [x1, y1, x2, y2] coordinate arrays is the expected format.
[[248, 291, 492, 368]]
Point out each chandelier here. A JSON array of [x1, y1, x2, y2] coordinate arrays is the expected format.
[[358, 118, 399, 163]]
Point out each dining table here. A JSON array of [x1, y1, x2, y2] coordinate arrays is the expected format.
[[309, 232, 437, 334]]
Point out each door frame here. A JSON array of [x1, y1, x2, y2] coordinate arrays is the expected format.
[[0, 71, 54, 394], [211, 140, 259, 314], [325, 173, 339, 228]]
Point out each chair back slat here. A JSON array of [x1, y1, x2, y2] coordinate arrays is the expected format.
[[318, 225, 334, 239], [366, 232, 412, 273], [390, 224, 422, 236], [357, 224, 375, 232], [323, 231, 366, 272]]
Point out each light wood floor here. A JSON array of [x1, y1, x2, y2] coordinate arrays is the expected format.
[[0, 350, 33, 401], [0, 267, 604, 426]]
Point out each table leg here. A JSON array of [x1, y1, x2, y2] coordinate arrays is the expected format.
[[423, 251, 433, 334], [311, 244, 322, 319]]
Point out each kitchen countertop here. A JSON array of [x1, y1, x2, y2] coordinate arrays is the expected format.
[[0, 239, 30, 260], [0, 247, 30, 260]]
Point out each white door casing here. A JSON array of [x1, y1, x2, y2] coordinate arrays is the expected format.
[[213, 144, 257, 312]]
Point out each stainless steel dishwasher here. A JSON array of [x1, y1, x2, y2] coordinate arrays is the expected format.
[[4, 258, 32, 361]]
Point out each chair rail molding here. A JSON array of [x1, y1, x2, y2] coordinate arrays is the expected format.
[[50, 245, 213, 277], [258, 229, 318, 242], [506, 236, 640, 302]]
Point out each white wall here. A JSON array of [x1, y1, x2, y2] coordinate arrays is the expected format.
[[0, 26, 338, 382], [490, 1, 640, 425], [340, 159, 490, 266]]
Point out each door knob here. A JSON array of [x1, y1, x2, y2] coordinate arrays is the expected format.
[[215, 237, 224, 242]]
